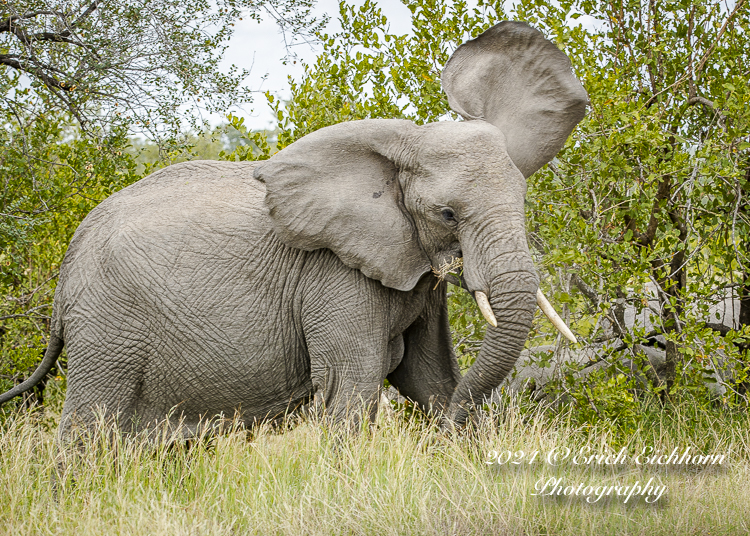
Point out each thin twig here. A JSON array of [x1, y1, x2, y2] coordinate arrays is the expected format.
[[0, 303, 53, 321]]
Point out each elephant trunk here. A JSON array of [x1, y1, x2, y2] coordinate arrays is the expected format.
[[448, 217, 538, 425]]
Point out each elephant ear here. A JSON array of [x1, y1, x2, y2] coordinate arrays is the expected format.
[[253, 119, 431, 292], [442, 21, 589, 178]]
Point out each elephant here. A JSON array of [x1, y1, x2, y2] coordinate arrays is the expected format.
[[0, 21, 587, 438]]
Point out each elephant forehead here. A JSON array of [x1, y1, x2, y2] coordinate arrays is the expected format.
[[415, 122, 517, 172], [411, 130, 523, 195]]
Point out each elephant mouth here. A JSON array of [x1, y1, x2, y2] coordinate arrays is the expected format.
[[432, 255, 577, 343]]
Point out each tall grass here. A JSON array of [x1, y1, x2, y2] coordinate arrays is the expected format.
[[1, 397, 749, 535]]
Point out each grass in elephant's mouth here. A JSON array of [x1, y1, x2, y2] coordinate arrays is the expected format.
[[1, 397, 749, 536], [431, 256, 463, 287]]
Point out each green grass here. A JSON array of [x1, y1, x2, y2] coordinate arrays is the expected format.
[[1, 396, 749, 535]]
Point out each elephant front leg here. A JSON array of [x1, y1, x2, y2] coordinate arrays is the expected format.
[[303, 298, 391, 429], [309, 359, 384, 429], [387, 281, 462, 416]]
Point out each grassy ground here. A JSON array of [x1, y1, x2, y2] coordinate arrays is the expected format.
[[1, 394, 749, 535]]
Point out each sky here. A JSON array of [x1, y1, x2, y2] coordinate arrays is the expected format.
[[216, 0, 415, 130]]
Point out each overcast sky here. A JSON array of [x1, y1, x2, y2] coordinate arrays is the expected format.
[[217, 0, 415, 130]]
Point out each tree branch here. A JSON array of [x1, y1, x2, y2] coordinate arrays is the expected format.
[[575, 330, 667, 376], [27, 31, 88, 48], [637, 173, 672, 247], [0, 11, 65, 33], [71, 1, 100, 28], [0, 55, 73, 92], [570, 273, 599, 308], [703, 323, 735, 337], [639, 0, 747, 112], [0, 303, 53, 321], [687, 95, 715, 108]]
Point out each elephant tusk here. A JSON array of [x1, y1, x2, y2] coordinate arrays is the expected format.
[[475, 291, 497, 328], [536, 289, 578, 344]]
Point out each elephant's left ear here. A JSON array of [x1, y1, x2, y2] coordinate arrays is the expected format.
[[442, 21, 589, 178], [254, 119, 432, 292]]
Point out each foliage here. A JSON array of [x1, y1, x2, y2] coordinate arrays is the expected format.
[[566, 370, 639, 439], [447, 283, 486, 372], [127, 121, 279, 174], [0, 101, 139, 396], [518, 0, 750, 404], [234, 0, 511, 156], [217, 113, 278, 162], [0, 0, 323, 265]]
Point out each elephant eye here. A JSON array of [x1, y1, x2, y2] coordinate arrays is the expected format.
[[441, 208, 456, 223]]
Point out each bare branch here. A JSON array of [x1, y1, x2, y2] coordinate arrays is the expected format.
[[687, 95, 715, 108], [71, 1, 100, 28], [27, 31, 89, 48], [0, 55, 78, 99], [0, 303, 53, 321]]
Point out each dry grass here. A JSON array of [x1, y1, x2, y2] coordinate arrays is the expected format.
[[431, 257, 463, 288], [1, 398, 749, 535]]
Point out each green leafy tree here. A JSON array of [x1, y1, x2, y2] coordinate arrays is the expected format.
[[247, 0, 509, 151], [0, 0, 322, 139], [0, 107, 138, 405], [518, 0, 750, 403]]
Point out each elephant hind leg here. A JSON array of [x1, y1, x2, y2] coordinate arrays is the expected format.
[[59, 392, 142, 443], [59, 349, 149, 442]]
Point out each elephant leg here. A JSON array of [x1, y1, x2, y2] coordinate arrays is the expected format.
[[59, 384, 139, 442], [58, 337, 150, 441], [387, 281, 461, 416], [308, 333, 403, 427], [302, 290, 390, 428], [309, 359, 383, 428], [307, 326, 387, 428]]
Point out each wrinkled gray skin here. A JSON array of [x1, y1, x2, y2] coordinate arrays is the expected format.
[[0, 22, 587, 437]]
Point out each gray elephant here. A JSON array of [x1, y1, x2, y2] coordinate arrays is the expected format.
[[0, 21, 586, 437]]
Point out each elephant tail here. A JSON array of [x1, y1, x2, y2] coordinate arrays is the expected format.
[[0, 335, 64, 406]]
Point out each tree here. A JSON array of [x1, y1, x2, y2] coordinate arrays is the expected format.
[[519, 0, 750, 400], [0, 0, 321, 140]]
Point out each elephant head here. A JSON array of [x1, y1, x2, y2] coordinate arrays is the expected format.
[[254, 21, 588, 425]]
